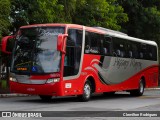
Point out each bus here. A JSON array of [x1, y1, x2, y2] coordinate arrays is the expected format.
[[1, 23, 159, 101]]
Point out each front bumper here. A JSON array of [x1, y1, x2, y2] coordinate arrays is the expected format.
[[10, 81, 63, 96]]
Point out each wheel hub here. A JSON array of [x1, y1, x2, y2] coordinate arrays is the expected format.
[[84, 84, 91, 98]]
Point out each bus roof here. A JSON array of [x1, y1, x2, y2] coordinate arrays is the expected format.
[[20, 23, 83, 29], [20, 23, 157, 46], [93, 27, 157, 46]]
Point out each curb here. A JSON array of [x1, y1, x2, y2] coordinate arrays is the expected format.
[[0, 94, 29, 98], [145, 87, 160, 90]]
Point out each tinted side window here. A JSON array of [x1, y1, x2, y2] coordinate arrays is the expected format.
[[147, 45, 157, 61], [113, 37, 127, 58], [102, 36, 112, 56], [126, 41, 139, 59], [126, 41, 133, 58], [139, 44, 147, 60], [90, 33, 101, 54], [152, 46, 157, 61], [85, 31, 101, 54], [146, 45, 152, 60], [132, 43, 157, 61]]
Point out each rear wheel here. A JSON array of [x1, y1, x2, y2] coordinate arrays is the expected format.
[[78, 81, 92, 102], [130, 79, 144, 96], [39, 95, 52, 101]]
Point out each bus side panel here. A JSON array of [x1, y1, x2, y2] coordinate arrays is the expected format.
[[105, 65, 159, 92], [83, 55, 159, 92], [62, 54, 159, 96], [62, 55, 101, 96], [144, 66, 159, 88]]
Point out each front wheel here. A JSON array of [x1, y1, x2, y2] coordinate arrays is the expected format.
[[78, 81, 92, 102], [130, 80, 145, 96]]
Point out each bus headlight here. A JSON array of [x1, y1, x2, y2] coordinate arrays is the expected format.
[[9, 77, 17, 82], [46, 78, 60, 84]]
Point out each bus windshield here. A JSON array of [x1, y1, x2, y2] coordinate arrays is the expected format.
[[11, 27, 64, 74]]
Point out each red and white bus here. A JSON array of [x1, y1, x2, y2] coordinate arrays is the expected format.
[[1, 24, 159, 101]]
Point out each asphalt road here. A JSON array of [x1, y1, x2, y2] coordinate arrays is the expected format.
[[0, 89, 160, 120]]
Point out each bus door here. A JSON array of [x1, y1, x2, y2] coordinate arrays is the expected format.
[[63, 29, 83, 77]]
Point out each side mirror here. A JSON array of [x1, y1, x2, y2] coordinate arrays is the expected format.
[[57, 34, 68, 54], [1, 36, 15, 54]]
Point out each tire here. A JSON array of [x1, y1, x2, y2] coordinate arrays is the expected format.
[[103, 92, 115, 96], [39, 95, 52, 101], [78, 81, 92, 102], [130, 80, 144, 96]]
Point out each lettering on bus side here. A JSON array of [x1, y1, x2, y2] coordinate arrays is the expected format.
[[130, 58, 142, 70], [113, 57, 142, 70], [113, 57, 129, 69]]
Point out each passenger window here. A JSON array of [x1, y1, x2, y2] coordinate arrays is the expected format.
[[147, 45, 157, 61], [132, 42, 139, 59], [152, 46, 157, 61], [90, 33, 100, 54], [102, 36, 112, 56], [139, 44, 147, 59], [146, 45, 154, 60], [85, 31, 101, 54], [127, 43, 133, 58], [113, 37, 127, 58]]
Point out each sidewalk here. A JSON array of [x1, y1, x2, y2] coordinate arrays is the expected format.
[[0, 88, 160, 98]]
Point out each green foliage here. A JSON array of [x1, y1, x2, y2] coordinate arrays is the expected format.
[[1, 80, 7, 89], [142, 7, 160, 40], [119, 0, 160, 41], [9, 0, 128, 31], [58, 0, 77, 22], [0, 0, 10, 39], [118, 0, 160, 61], [10, 0, 64, 30], [73, 0, 128, 30], [29, 0, 64, 23], [1, 0, 160, 46]]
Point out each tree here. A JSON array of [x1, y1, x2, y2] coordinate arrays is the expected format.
[[118, 0, 160, 41], [0, 0, 11, 83], [118, 0, 160, 61], [10, 0, 64, 31], [10, 0, 128, 31], [0, 0, 10, 39], [58, 0, 77, 23], [73, 0, 128, 30]]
